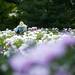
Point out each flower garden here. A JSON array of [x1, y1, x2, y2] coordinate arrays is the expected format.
[[0, 21, 75, 75]]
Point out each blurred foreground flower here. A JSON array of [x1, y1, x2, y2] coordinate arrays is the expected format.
[[55, 66, 71, 75], [8, 33, 75, 75]]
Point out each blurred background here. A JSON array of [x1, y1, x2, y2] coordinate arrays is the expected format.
[[1, 0, 75, 30]]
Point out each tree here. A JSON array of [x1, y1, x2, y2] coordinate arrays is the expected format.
[[0, 0, 19, 30], [1, 0, 75, 29], [16, 0, 75, 29]]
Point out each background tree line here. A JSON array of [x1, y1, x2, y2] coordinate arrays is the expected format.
[[0, 0, 75, 30]]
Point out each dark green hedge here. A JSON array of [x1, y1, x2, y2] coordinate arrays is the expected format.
[[1, 0, 75, 30]]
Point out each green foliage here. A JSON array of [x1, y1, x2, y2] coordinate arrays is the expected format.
[[13, 39, 23, 48], [0, 0, 19, 30], [1, 0, 75, 29], [17, 0, 48, 27], [16, 0, 75, 29], [0, 37, 6, 49], [36, 32, 43, 40], [0, 55, 12, 75]]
